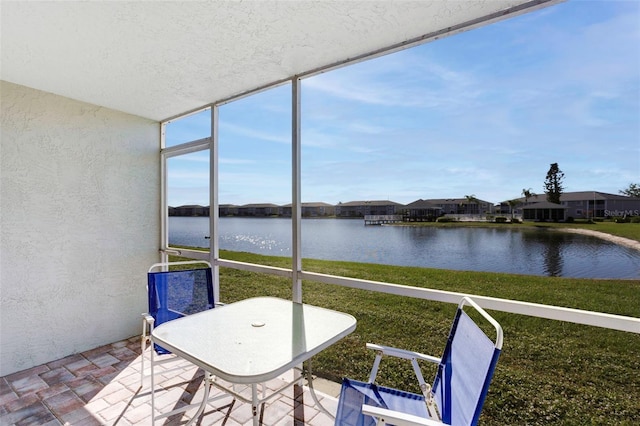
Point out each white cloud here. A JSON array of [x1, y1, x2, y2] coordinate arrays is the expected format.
[[220, 157, 255, 165], [171, 154, 209, 163], [219, 121, 289, 144]]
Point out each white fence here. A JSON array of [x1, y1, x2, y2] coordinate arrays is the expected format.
[[172, 248, 640, 334]]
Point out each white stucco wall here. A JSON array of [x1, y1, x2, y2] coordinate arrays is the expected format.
[[0, 81, 160, 376]]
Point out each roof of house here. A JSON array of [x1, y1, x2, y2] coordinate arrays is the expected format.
[[423, 198, 493, 205], [404, 199, 444, 209], [239, 203, 281, 208], [170, 204, 207, 209], [281, 202, 335, 208], [337, 200, 403, 207], [511, 191, 634, 203]]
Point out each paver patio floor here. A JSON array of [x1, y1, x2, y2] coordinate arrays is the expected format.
[[0, 336, 338, 425]]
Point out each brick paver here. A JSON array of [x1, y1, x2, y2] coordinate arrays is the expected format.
[[0, 337, 337, 425]]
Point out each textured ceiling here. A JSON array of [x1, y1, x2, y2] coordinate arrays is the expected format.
[[0, 1, 558, 121]]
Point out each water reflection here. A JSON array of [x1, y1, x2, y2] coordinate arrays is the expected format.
[[521, 229, 567, 277], [544, 235, 563, 277]]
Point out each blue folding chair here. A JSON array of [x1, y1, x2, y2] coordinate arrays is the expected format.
[[140, 261, 215, 384], [335, 296, 503, 426]]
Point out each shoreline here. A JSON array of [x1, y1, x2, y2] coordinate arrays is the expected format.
[[557, 228, 640, 252]]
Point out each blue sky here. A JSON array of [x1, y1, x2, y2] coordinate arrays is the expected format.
[[166, 0, 639, 207]]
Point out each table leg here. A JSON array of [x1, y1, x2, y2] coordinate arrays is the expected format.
[[150, 348, 155, 426], [184, 376, 210, 426], [252, 383, 260, 426], [294, 382, 305, 425], [305, 359, 336, 419]]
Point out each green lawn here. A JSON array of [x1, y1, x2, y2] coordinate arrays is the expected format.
[[172, 223, 640, 425]]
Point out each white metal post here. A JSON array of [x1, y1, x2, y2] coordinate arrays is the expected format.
[[291, 79, 305, 418], [210, 105, 220, 303], [159, 122, 168, 264], [292, 78, 302, 304]]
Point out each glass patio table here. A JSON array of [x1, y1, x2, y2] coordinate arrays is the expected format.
[[150, 296, 357, 425]]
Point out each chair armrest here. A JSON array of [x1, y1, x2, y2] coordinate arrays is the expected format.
[[365, 343, 440, 391], [366, 343, 441, 364], [362, 404, 444, 426], [141, 314, 155, 341], [142, 313, 154, 325], [140, 313, 155, 385]]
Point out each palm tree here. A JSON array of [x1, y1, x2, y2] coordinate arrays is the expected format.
[[507, 199, 522, 220], [464, 194, 480, 215], [522, 188, 536, 205]]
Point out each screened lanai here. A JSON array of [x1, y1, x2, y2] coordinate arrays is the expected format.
[[2, 0, 576, 376], [2, 1, 639, 423]]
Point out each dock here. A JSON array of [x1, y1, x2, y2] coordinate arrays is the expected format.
[[364, 215, 404, 225]]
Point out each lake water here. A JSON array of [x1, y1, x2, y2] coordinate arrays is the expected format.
[[169, 217, 640, 279]]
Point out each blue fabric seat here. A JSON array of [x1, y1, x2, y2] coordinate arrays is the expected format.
[[141, 261, 215, 381], [334, 296, 503, 426], [147, 265, 214, 354], [336, 378, 428, 426]]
